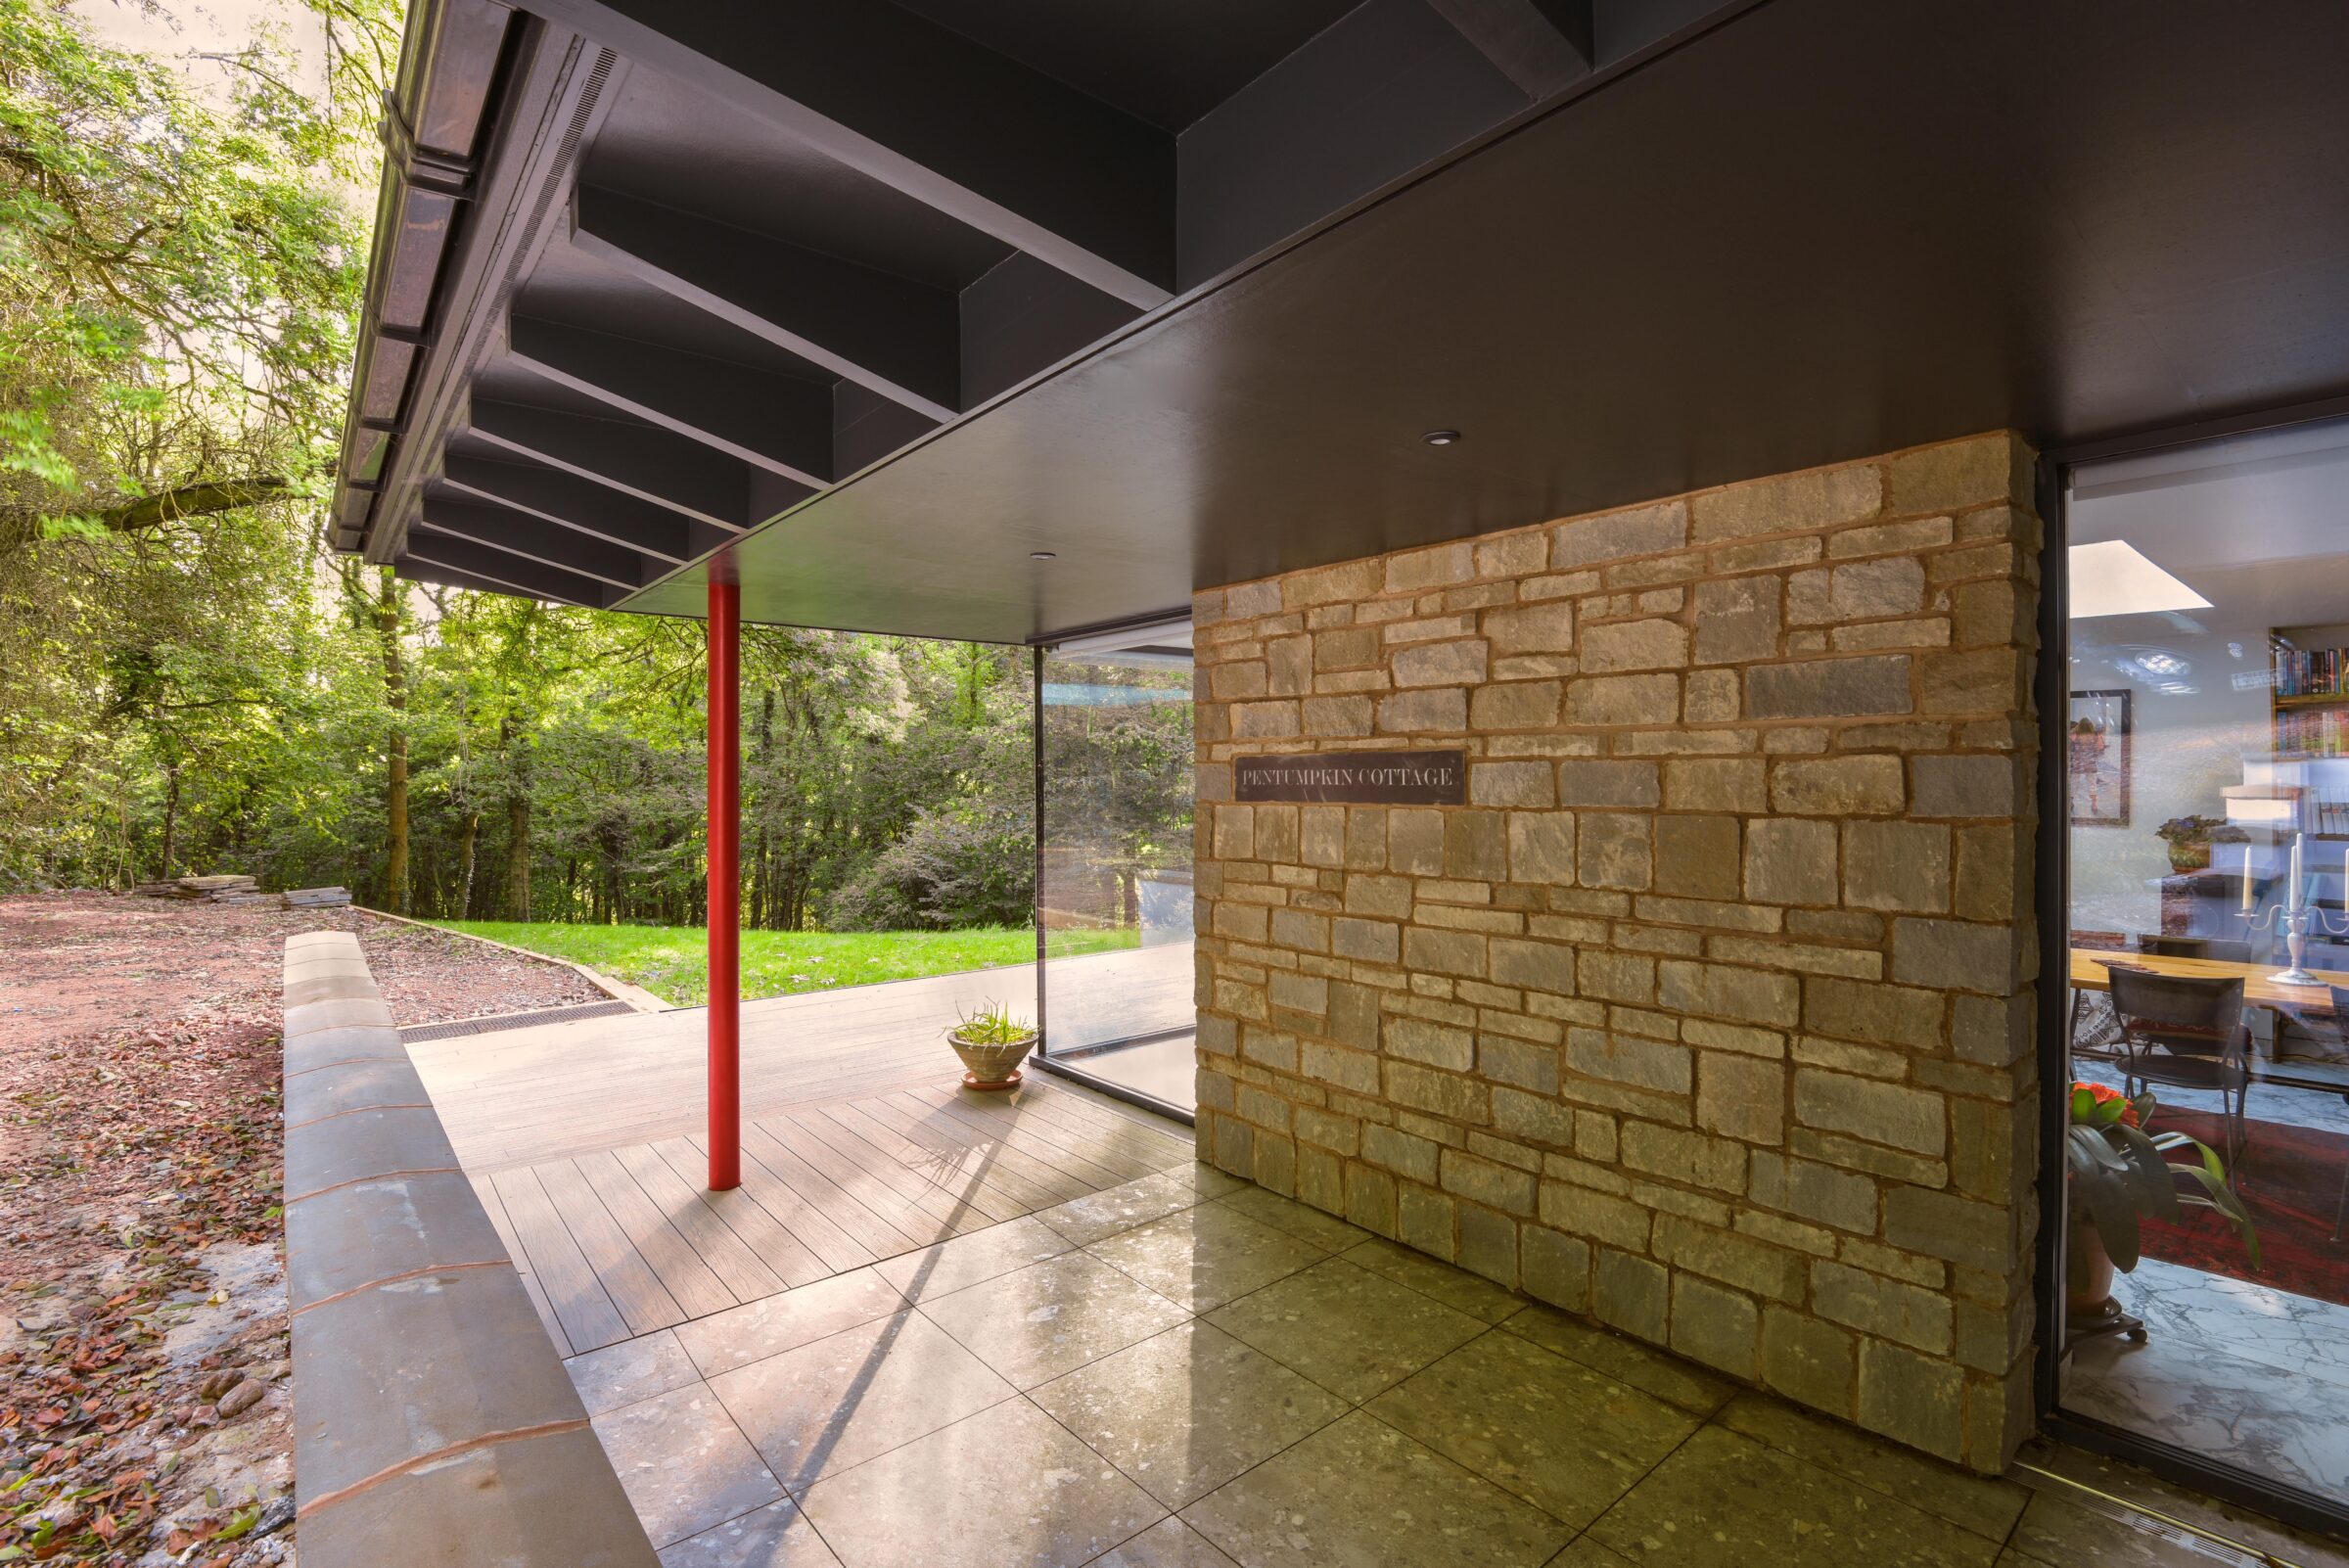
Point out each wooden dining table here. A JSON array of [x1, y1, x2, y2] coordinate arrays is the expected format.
[[2068, 947, 2349, 1015]]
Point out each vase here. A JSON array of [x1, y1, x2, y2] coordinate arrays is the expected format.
[[2066, 1220, 2117, 1316], [2166, 843, 2211, 873], [948, 1031, 1036, 1091]]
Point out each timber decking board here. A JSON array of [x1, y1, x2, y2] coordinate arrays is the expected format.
[[407, 956, 1199, 1363], [488, 1165, 631, 1353]]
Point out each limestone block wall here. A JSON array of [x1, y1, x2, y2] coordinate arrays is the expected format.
[[1190, 434, 2043, 1471]]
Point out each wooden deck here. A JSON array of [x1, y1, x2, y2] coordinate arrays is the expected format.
[[409, 952, 1200, 1357]]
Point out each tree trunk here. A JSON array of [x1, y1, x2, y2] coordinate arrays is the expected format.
[[157, 763, 181, 879], [373, 571, 411, 914], [456, 809, 481, 919], [503, 788, 530, 919]]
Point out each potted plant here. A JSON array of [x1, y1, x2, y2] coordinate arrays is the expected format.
[[2065, 1082, 2258, 1320], [946, 1000, 1037, 1091], [2151, 813, 2244, 873]]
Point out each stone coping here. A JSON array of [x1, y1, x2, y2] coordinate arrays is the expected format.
[[283, 932, 658, 1566]]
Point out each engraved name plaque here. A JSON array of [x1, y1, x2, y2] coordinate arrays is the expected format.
[[1233, 750, 1467, 805]]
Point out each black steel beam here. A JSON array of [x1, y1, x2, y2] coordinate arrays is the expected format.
[[440, 454, 696, 563], [1428, 0, 1593, 97], [529, 0, 1174, 309], [416, 497, 651, 592], [571, 185, 961, 423], [401, 535, 609, 606], [505, 315, 835, 486], [465, 394, 767, 530]]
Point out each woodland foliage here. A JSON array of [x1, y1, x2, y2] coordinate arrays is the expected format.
[[0, 0, 1190, 931]]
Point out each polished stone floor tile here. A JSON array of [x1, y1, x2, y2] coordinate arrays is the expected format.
[[1166, 1163, 1250, 1199], [1544, 1540, 1635, 1567], [2010, 1441, 2349, 1568], [918, 1249, 1191, 1389], [1034, 1172, 1204, 1248], [593, 1383, 785, 1549], [1342, 1236, 1524, 1323], [872, 1214, 1074, 1304], [658, 1498, 842, 1567], [1180, 1409, 1572, 1568], [1032, 1320, 1348, 1508], [569, 1328, 702, 1416], [796, 1396, 1166, 1568], [673, 1268, 908, 1378], [1717, 1394, 2026, 1542], [1369, 1330, 1702, 1529], [1587, 1425, 2000, 1568], [709, 1309, 1015, 1490], [1213, 1186, 1369, 1251], [1089, 1516, 1243, 1568], [1499, 1305, 1737, 1416], [1204, 1258, 1488, 1403], [1086, 1203, 1330, 1314]]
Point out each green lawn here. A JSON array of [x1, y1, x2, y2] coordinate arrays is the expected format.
[[432, 920, 1134, 1007]]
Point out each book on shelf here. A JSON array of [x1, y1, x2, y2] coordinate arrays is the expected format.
[[2276, 708, 2349, 757], [2274, 642, 2349, 698]]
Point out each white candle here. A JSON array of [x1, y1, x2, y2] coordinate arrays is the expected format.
[[2290, 832, 2306, 911], [2242, 848, 2256, 912]]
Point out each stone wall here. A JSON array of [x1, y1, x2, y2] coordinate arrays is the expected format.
[[1190, 433, 2043, 1471]]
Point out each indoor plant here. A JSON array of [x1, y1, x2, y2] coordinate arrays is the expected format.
[[945, 1000, 1037, 1090], [2151, 813, 2243, 873], [2065, 1081, 2258, 1318]]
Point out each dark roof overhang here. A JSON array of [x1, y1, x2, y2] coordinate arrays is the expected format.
[[336, 0, 2349, 641]]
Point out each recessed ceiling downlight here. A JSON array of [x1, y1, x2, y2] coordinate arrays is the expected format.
[[2068, 541, 2212, 619], [1421, 430, 1461, 446], [1030, 550, 1057, 561]]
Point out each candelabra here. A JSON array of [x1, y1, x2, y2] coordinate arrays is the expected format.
[[2239, 831, 2349, 985]]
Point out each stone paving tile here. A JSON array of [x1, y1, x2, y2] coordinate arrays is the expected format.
[[1368, 1329, 1702, 1529], [1544, 1540, 1636, 1567], [1498, 1304, 1738, 1416], [567, 1329, 702, 1416], [871, 1213, 1074, 1304], [709, 1309, 1015, 1490], [1211, 1186, 1369, 1251], [1164, 1162, 1250, 1199], [592, 1383, 785, 1549], [673, 1268, 907, 1378], [1717, 1393, 2028, 1542], [1180, 1409, 1572, 1568], [1085, 1203, 1329, 1314], [1032, 1320, 1348, 1508], [657, 1499, 842, 1567], [1090, 1516, 1243, 1568], [1033, 1172, 1205, 1248], [2009, 1440, 2349, 1568], [1341, 1236, 1523, 1323], [1586, 1424, 2002, 1568], [1204, 1257, 1488, 1403], [918, 1249, 1191, 1389], [796, 1397, 1165, 1568]]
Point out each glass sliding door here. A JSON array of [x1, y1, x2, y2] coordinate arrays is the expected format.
[[1035, 622, 1198, 1116], [2058, 415, 2349, 1520]]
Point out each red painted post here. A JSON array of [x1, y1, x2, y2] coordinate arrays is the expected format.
[[707, 577, 741, 1191]]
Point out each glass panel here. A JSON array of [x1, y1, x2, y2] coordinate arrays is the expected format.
[[1037, 629, 1197, 1114], [2061, 416, 2349, 1509]]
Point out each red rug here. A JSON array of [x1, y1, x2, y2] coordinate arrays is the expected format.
[[2135, 1107, 2349, 1305]]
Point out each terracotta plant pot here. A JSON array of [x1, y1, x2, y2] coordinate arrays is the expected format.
[[947, 1031, 1036, 1091], [2166, 843, 2212, 873], [2066, 1219, 2117, 1316]]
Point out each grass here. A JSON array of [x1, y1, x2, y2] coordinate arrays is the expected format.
[[431, 919, 1136, 1007]]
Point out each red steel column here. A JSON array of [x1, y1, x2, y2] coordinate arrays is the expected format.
[[706, 578, 741, 1191]]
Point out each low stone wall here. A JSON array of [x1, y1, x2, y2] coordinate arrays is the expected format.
[[282, 932, 656, 1565]]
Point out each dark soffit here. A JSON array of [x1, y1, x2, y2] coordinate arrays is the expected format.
[[613, 0, 2349, 642]]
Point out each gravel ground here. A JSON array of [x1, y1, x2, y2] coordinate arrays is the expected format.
[[0, 894, 610, 1565]]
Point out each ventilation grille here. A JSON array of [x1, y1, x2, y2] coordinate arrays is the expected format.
[[399, 998, 634, 1043]]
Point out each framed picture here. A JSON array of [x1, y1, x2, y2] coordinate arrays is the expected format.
[[2068, 689, 2132, 826]]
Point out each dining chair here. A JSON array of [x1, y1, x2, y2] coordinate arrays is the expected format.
[[2108, 965, 2253, 1178]]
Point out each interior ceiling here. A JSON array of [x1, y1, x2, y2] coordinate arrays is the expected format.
[[349, 0, 2349, 645]]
